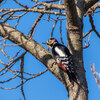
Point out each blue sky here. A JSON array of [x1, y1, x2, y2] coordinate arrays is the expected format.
[[0, 0, 100, 100]]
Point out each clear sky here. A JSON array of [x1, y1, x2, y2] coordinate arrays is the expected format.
[[0, 0, 100, 100]]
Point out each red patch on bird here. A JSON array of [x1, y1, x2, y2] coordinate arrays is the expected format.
[[57, 62, 67, 72], [53, 39, 57, 42]]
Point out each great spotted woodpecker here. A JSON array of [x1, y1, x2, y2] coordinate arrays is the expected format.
[[43, 38, 77, 82]]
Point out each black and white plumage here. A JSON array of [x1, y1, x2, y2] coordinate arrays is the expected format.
[[44, 38, 77, 82]]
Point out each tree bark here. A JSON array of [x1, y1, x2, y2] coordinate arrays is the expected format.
[[84, 0, 99, 13], [63, 0, 89, 100]]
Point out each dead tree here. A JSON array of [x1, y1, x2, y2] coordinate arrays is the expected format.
[[0, 0, 100, 100]]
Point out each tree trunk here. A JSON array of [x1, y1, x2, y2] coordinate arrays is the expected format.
[[67, 26, 88, 100], [63, 0, 88, 100]]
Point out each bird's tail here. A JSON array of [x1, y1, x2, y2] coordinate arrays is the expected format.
[[67, 71, 77, 83], [67, 71, 86, 92]]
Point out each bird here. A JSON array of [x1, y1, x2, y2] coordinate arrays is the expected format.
[[43, 38, 77, 83]]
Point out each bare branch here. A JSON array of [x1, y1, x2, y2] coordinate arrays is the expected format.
[[20, 55, 26, 100], [82, 29, 93, 38], [60, 20, 64, 44], [0, 69, 48, 90], [11, 69, 36, 76], [0, 51, 26, 77], [39, 0, 59, 3], [83, 30, 92, 49], [14, 0, 28, 9], [0, 48, 13, 60], [91, 64, 100, 88], [0, 8, 65, 16], [0, 36, 8, 41], [3, 12, 15, 23], [0, 59, 6, 65], [89, 14, 100, 38], [0, 69, 20, 83], [33, 2, 65, 10], [50, 16, 59, 38], [29, 13, 44, 37], [0, 0, 6, 5]]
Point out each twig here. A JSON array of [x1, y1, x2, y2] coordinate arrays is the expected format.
[[0, 36, 8, 41], [8, 69, 36, 76], [14, 0, 28, 9], [0, 69, 48, 90], [5, 68, 27, 80], [3, 39, 6, 51], [37, 18, 66, 21], [50, 16, 59, 38], [29, 13, 44, 37], [60, 20, 64, 44], [0, 50, 21, 76], [20, 55, 26, 100], [32, 2, 64, 10], [0, 48, 13, 60], [0, 0, 7, 6], [91, 64, 100, 88], [3, 12, 15, 23], [14, 12, 27, 28], [83, 31, 92, 49], [0, 51, 26, 74], [89, 15, 100, 38], [9, 12, 27, 20], [94, 10, 100, 13], [0, 59, 6, 65], [59, 0, 64, 44], [82, 29, 93, 38], [15, 17, 21, 28], [13, 49, 22, 59], [0, 69, 20, 83], [42, 0, 59, 3], [0, 8, 66, 16]]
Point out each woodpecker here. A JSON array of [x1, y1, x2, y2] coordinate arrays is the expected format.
[[43, 38, 77, 82]]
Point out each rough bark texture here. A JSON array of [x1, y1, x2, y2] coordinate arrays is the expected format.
[[63, 0, 89, 100], [84, 0, 99, 13]]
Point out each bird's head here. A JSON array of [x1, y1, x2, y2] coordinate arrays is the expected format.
[[43, 38, 58, 49]]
